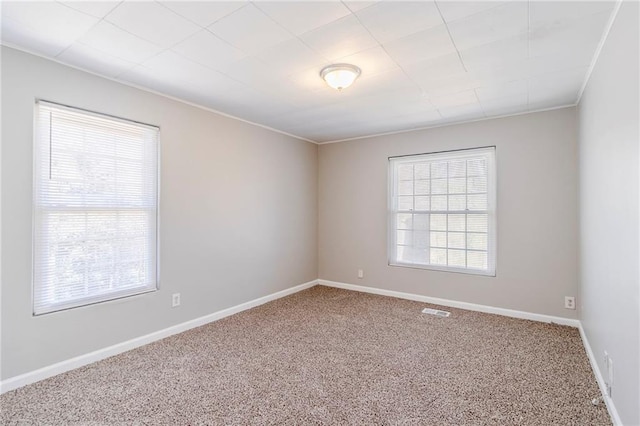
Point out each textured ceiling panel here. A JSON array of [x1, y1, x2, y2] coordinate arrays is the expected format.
[[0, 0, 616, 143]]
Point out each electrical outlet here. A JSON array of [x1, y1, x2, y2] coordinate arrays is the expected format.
[[172, 293, 181, 308], [357, 269, 364, 279], [564, 296, 576, 310]]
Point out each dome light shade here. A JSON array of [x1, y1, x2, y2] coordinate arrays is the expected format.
[[320, 64, 361, 91]]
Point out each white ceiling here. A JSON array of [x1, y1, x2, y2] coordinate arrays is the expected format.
[[1, 1, 616, 143]]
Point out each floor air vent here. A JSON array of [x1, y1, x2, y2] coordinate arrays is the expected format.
[[422, 308, 451, 317]]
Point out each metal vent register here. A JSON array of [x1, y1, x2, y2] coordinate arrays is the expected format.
[[422, 308, 451, 317]]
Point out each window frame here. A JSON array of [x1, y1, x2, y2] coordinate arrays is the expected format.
[[387, 146, 497, 276], [32, 100, 161, 315]]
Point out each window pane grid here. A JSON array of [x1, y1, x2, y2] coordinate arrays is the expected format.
[[389, 147, 495, 275], [34, 101, 159, 315]]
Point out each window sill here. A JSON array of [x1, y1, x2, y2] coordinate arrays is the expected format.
[[33, 286, 158, 316], [388, 261, 496, 277]]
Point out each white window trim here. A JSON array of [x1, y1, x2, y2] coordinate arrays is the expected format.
[[387, 146, 497, 276], [32, 100, 161, 315]]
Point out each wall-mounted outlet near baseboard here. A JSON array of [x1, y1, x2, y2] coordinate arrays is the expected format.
[[564, 296, 576, 310], [172, 293, 181, 308], [357, 269, 364, 279]]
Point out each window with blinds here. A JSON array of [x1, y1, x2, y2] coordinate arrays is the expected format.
[[33, 101, 159, 315], [388, 147, 496, 276]]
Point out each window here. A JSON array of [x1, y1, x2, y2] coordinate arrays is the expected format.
[[388, 147, 496, 276], [33, 101, 159, 315]]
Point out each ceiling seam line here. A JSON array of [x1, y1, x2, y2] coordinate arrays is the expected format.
[[52, 1, 117, 59], [157, 2, 243, 30], [348, 5, 434, 105], [434, 1, 468, 74], [320, 103, 577, 144], [434, 0, 474, 120], [1, 42, 318, 144]]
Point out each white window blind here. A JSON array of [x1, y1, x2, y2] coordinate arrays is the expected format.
[[388, 147, 496, 276], [33, 101, 159, 315]]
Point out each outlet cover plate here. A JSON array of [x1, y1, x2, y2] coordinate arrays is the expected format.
[[564, 296, 576, 309]]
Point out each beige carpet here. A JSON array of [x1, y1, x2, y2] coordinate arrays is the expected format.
[[1, 286, 610, 425]]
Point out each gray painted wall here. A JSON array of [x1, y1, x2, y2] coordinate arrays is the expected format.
[[319, 108, 580, 319], [578, 1, 640, 424], [1, 47, 318, 380]]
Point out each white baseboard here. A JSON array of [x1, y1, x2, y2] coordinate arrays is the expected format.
[[578, 324, 622, 426], [319, 280, 618, 425], [318, 279, 580, 327], [0, 279, 318, 394], [5, 277, 613, 425]]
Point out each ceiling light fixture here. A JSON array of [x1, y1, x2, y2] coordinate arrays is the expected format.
[[320, 63, 361, 91]]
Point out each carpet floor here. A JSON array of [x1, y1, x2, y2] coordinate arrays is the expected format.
[[1, 286, 610, 425]]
